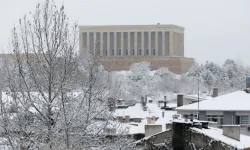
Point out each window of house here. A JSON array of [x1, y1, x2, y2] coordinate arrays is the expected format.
[[125, 49, 128, 56], [139, 49, 142, 55], [236, 116, 249, 125], [207, 115, 223, 125], [118, 49, 121, 56], [111, 49, 114, 56]]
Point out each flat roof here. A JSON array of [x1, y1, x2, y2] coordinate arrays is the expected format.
[[79, 24, 184, 32]]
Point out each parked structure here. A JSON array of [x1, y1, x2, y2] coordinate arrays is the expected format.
[[79, 24, 194, 74]]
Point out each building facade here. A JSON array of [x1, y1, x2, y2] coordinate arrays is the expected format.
[[79, 24, 194, 74]]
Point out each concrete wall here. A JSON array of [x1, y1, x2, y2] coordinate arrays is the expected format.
[[223, 111, 236, 125], [152, 130, 172, 144], [145, 125, 162, 137], [223, 125, 240, 141], [189, 129, 236, 150], [101, 56, 194, 74]]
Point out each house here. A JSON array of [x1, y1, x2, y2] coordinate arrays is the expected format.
[[175, 89, 250, 136]]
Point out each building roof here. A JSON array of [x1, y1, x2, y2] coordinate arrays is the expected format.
[[175, 91, 250, 112], [79, 24, 184, 30], [191, 127, 250, 149], [114, 103, 176, 119], [184, 94, 212, 101]]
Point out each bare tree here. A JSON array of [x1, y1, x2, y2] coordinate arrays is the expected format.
[[0, 1, 136, 149]]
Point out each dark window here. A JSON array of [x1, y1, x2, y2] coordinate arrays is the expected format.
[[139, 49, 142, 55], [125, 49, 128, 56], [111, 49, 114, 56], [132, 49, 135, 55], [236, 116, 240, 125]]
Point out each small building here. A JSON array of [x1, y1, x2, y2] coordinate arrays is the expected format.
[[175, 89, 250, 136]]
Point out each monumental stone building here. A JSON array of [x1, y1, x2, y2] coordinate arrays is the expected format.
[[79, 24, 194, 74]]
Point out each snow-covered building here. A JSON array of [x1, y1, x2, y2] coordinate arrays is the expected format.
[[175, 89, 250, 136]]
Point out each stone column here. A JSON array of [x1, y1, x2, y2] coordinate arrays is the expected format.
[[128, 32, 130, 56], [86, 32, 89, 55], [93, 32, 96, 54], [155, 31, 158, 56], [107, 32, 110, 56], [169, 31, 174, 56], [162, 31, 165, 56], [100, 32, 103, 56], [79, 32, 83, 56], [134, 32, 137, 56], [148, 31, 151, 56], [141, 31, 144, 55], [114, 32, 117, 56], [121, 32, 124, 56]]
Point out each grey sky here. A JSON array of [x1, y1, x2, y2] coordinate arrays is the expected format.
[[0, 0, 250, 65]]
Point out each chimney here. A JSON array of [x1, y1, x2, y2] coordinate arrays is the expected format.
[[125, 116, 130, 123], [246, 76, 250, 88], [212, 88, 218, 98], [177, 94, 184, 107], [147, 116, 155, 124], [164, 96, 167, 107], [222, 125, 240, 141]]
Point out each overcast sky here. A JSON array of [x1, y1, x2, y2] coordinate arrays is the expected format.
[[0, 0, 250, 65]]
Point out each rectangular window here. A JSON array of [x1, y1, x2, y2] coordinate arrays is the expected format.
[[207, 115, 223, 125], [236, 116, 249, 125]]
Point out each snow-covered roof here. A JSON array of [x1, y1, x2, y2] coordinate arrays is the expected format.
[[184, 94, 212, 101], [176, 91, 250, 111], [114, 103, 177, 119], [191, 127, 250, 149]]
